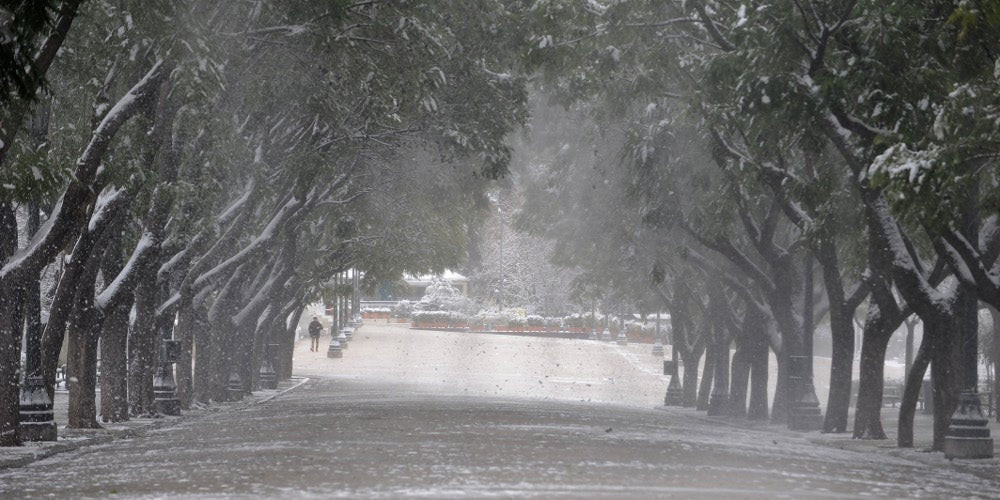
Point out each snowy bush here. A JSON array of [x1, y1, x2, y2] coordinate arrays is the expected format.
[[391, 300, 414, 318], [563, 313, 584, 327], [415, 279, 475, 314], [412, 310, 468, 324], [564, 312, 605, 328]]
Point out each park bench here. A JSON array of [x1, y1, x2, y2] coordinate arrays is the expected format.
[[881, 383, 924, 409], [883, 384, 902, 407]]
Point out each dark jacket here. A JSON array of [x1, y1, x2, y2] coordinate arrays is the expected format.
[[308, 319, 323, 337]]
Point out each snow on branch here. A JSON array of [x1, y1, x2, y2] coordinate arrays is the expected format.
[[76, 60, 169, 187], [192, 193, 303, 290], [867, 192, 950, 315], [938, 228, 1000, 306], [0, 61, 168, 281], [88, 186, 126, 232], [217, 178, 255, 225], [96, 231, 154, 310]]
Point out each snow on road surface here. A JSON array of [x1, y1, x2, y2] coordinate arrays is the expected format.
[[294, 322, 672, 407], [0, 322, 995, 498]]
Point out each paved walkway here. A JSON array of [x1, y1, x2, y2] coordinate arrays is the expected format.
[[0, 322, 997, 498]]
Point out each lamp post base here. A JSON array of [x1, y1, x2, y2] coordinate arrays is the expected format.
[[19, 376, 57, 441], [788, 384, 823, 431], [327, 340, 343, 358], [664, 377, 684, 406], [153, 365, 181, 416], [226, 371, 244, 402], [944, 390, 994, 459]]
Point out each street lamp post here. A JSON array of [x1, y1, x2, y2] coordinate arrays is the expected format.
[[153, 337, 181, 415], [944, 304, 993, 458], [19, 204, 56, 441], [788, 255, 822, 431]]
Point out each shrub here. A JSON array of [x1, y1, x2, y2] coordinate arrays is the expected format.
[[412, 310, 468, 325], [415, 279, 475, 314], [563, 314, 583, 327], [391, 300, 414, 319]]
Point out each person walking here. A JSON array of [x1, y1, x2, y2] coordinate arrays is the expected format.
[[308, 316, 323, 351]]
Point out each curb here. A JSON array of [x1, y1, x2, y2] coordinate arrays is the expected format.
[[257, 376, 309, 404], [0, 376, 309, 471]]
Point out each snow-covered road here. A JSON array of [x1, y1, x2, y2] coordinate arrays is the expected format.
[[1, 323, 996, 498]]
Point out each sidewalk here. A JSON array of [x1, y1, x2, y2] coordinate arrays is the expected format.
[[666, 404, 1000, 483], [0, 376, 308, 470]]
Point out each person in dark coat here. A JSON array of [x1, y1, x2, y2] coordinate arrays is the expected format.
[[308, 316, 323, 351]]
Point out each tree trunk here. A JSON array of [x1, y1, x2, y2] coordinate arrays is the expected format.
[[746, 308, 770, 420], [697, 343, 715, 411], [823, 324, 854, 433], [924, 316, 958, 451], [817, 233, 864, 434], [66, 306, 101, 429], [129, 272, 158, 416], [727, 341, 749, 417], [99, 302, 129, 422], [0, 201, 22, 445], [174, 306, 195, 409], [66, 225, 113, 429], [0, 63, 166, 445], [710, 335, 731, 414], [898, 332, 931, 447], [280, 303, 305, 380], [99, 223, 129, 422], [852, 320, 892, 439], [904, 317, 918, 383], [192, 300, 214, 403], [206, 264, 250, 401], [771, 350, 789, 424], [681, 348, 702, 407], [748, 340, 770, 420]]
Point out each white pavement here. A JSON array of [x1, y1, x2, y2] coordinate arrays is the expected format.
[[296, 321, 672, 407], [0, 321, 996, 498]]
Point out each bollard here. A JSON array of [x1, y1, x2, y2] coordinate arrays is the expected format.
[[337, 330, 349, 349], [258, 344, 278, 390], [327, 339, 343, 358], [616, 330, 628, 345]]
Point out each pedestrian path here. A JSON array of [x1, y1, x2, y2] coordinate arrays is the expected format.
[[0, 377, 306, 470]]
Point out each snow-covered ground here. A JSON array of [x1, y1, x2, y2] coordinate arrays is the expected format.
[[297, 321, 905, 410], [1, 322, 995, 498]]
